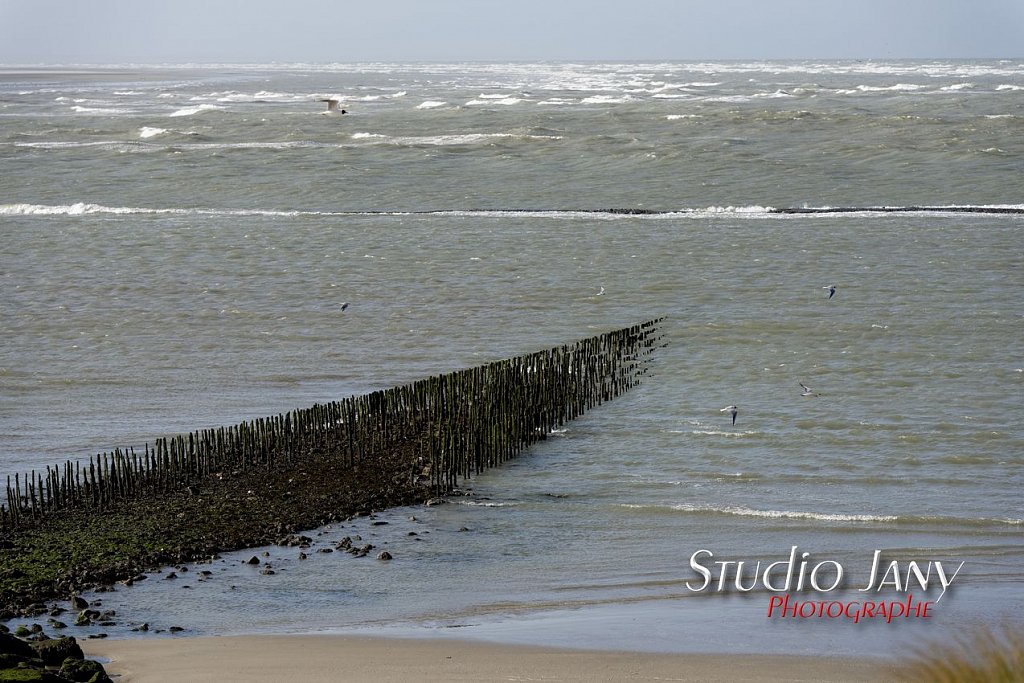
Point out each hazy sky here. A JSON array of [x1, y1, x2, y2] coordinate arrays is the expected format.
[[2, 0, 1022, 63]]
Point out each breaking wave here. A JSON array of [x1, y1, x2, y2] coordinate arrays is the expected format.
[[4, 203, 1022, 219]]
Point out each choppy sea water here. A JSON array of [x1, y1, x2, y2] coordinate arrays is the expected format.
[[1, 61, 1022, 658]]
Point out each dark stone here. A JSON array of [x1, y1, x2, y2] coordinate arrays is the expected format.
[[168, 626, 184, 633], [58, 657, 111, 683], [371, 521, 389, 526], [376, 551, 393, 561], [31, 636, 83, 666], [0, 652, 34, 669], [246, 556, 260, 565], [0, 667, 66, 681], [70, 597, 88, 611], [0, 633, 35, 658]]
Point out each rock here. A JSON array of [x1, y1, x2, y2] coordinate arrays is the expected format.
[[277, 534, 312, 547], [31, 635, 84, 665], [298, 552, 307, 560], [317, 548, 333, 554], [49, 622, 67, 630], [0, 667, 65, 681], [376, 551, 393, 561], [0, 632, 35, 658], [165, 572, 178, 580], [168, 626, 184, 633], [425, 498, 446, 506], [0, 652, 34, 669], [246, 556, 260, 565], [259, 569, 276, 575], [86, 633, 108, 639], [13, 627, 31, 638], [371, 521, 389, 526], [59, 656, 112, 683], [70, 596, 88, 612]]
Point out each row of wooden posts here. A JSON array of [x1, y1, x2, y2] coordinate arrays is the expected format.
[[1, 319, 663, 531]]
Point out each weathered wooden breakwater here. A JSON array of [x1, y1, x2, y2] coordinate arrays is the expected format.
[[1, 319, 663, 531]]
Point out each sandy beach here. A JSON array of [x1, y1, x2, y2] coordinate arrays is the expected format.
[[82, 635, 900, 682]]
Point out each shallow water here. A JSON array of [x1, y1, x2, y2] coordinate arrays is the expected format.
[[1, 60, 1022, 657]]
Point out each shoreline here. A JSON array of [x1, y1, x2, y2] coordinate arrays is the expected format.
[[81, 634, 901, 682]]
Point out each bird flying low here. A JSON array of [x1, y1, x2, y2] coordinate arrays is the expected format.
[[799, 382, 819, 397], [319, 98, 347, 115], [720, 405, 738, 425]]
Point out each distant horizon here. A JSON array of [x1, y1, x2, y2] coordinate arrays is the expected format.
[[2, 1, 1022, 64], [2, 56, 1022, 68]]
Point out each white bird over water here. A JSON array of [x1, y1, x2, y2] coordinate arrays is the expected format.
[[823, 284, 837, 299], [799, 382, 819, 397], [319, 98, 347, 115], [720, 405, 738, 425]]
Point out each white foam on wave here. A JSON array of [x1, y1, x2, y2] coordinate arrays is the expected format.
[[858, 83, 928, 93], [666, 114, 701, 120], [0, 202, 303, 217], [996, 84, 1024, 91], [456, 500, 517, 507], [465, 97, 523, 106], [416, 101, 448, 109], [581, 94, 634, 104], [70, 105, 136, 114], [350, 131, 560, 146], [138, 126, 168, 139], [623, 502, 898, 523], [536, 98, 576, 106], [169, 104, 225, 117]]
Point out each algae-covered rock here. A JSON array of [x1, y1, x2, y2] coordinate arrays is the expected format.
[[30, 636, 83, 666], [0, 667, 65, 681], [0, 654, 33, 670], [0, 634, 34, 659], [58, 657, 111, 683]]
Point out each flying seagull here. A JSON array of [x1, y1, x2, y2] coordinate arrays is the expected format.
[[799, 382, 819, 397], [823, 284, 836, 299], [319, 98, 347, 115], [720, 405, 738, 425]]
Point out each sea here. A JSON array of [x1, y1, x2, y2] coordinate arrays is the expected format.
[[1, 60, 1022, 660]]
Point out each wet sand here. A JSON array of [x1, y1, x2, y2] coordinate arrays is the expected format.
[[83, 634, 901, 682]]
